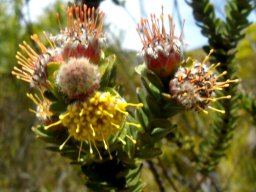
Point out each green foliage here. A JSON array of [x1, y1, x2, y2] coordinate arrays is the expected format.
[[1, 0, 256, 191], [187, 0, 253, 174]]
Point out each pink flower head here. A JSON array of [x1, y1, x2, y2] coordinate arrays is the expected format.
[[51, 4, 105, 64], [137, 10, 184, 77]]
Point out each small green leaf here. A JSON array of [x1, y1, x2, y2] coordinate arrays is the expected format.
[[145, 70, 164, 90], [100, 54, 116, 87], [151, 126, 176, 141], [50, 101, 67, 114], [141, 77, 161, 99], [134, 63, 147, 76], [136, 88, 150, 115], [43, 90, 57, 101], [137, 132, 153, 145], [46, 62, 60, 83], [99, 54, 116, 77], [136, 147, 162, 159], [135, 109, 149, 130]]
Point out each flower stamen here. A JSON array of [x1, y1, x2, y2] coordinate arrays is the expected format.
[[59, 135, 72, 150]]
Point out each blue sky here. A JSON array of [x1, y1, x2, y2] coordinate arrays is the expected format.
[[26, 0, 255, 51]]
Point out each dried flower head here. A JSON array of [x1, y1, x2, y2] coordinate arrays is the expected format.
[[51, 4, 105, 64], [45, 91, 142, 160], [56, 57, 100, 100], [12, 33, 62, 88], [169, 50, 239, 114], [137, 8, 184, 77]]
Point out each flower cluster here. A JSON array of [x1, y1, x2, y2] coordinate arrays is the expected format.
[[137, 12, 238, 114], [12, 4, 142, 161]]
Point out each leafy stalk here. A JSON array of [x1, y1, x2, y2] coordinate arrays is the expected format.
[[187, 0, 253, 173]]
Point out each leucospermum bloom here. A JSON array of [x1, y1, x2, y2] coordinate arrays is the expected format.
[[137, 8, 184, 77], [27, 93, 53, 123], [51, 4, 105, 64], [45, 92, 142, 160], [12, 3, 143, 162], [169, 50, 239, 114], [12, 34, 62, 88]]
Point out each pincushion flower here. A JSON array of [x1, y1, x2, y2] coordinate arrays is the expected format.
[[169, 50, 239, 114], [11, 3, 144, 162], [12, 34, 62, 88], [45, 91, 142, 160], [27, 93, 53, 123], [50, 4, 105, 64], [137, 9, 184, 77]]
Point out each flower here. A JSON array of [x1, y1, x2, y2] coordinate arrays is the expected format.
[[45, 91, 143, 160], [137, 9, 184, 77], [27, 93, 52, 123], [56, 57, 100, 100], [12, 33, 62, 88], [50, 4, 105, 64], [169, 50, 239, 114]]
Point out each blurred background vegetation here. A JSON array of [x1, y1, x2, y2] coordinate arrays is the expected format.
[[0, 0, 255, 191]]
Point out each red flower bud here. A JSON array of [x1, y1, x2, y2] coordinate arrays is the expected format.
[[137, 11, 184, 77]]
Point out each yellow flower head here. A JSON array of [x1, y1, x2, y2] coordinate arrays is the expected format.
[[45, 91, 142, 160]]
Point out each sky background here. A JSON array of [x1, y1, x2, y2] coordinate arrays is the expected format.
[[25, 0, 255, 51]]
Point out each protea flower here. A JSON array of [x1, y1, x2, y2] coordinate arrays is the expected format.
[[51, 4, 105, 64], [45, 91, 142, 160], [137, 9, 184, 77], [27, 93, 53, 123], [12, 34, 62, 88], [11, 3, 143, 163], [169, 50, 239, 114]]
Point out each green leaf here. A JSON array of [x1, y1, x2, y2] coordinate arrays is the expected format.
[[137, 132, 153, 145], [99, 54, 116, 87], [134, 63, 147, 76], [46, 62, 60, 83], [141, 77, 161, 99], [43, 90, 57, 101], [99, 54, 116, 76], [136, 88, 150, 115], [136, 64, 164, 94], [151, 126, 176, 141], [145, 69, 164, 90], [49, 100, 67, 114], [136, 147, 162, 159], [135, 108, 149, 130]]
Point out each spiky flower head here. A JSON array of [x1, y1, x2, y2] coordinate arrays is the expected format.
[[51, 4, 104, 64], [27, 93, 53, 123], [56, 57, 100, 100], [12, 34, 62, 88], [45, 91, 142, 160], [169, 50, 238, 114], [137, 8, 184, 77]]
